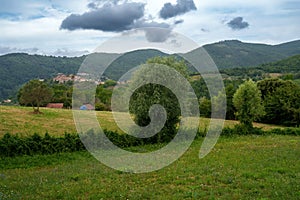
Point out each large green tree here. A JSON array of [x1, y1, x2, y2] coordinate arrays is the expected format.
[[257, 78, 300, 126], [233, 79, 265, 128], [18, 80, 53, 113], [129, 56, 190, 143]]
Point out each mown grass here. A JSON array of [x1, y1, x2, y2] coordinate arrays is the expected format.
[[0, 106, 282, 137], [0, 135, 299, 199]]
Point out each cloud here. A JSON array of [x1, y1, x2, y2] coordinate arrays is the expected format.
[[51, 49, 90, 57], [60, 2, 179, 43], [87, 2, 98, 9], [0, 46, 89, 57], [87, 0, 120, 9], [124, 21, 172, 43], [174, 19, 184, 25], [227, 17, 249, 30], [159, 0, 197, 19], [60, 2, 145, 32], [144, 28, 172, 43], [0, 46, 39, 55]]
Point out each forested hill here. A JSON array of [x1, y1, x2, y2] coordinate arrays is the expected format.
[[0, 53, 85, 100], [103, 49, 168, 80], [202, 39, 300, 68], [221, 54, 300, 77], [258, 54, 300, 73], [0, 50, 167, 100]]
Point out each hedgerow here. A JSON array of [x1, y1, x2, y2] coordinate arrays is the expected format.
[[0, 132, 85, 157], [0, 126, 299, 157]]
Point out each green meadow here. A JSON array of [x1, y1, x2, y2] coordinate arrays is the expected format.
[[0, 135, 299, 199], [0, 106, 282, 137], [0, 106, 299, 199]]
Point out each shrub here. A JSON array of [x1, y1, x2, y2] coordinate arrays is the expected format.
[[0, 132, 85, 157]]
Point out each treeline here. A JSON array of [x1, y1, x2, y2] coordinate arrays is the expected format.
[[17, 79, 116, 111], [196, 78, 300, 126]]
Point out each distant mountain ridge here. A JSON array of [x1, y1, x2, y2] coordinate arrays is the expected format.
[[1, 39, 300, 100], [202, 39, 300, 68]]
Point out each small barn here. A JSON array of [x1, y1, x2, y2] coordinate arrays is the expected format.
[[47, 103, 64, 109]]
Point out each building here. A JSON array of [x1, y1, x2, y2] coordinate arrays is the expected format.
[[46, 103, 64, 109]]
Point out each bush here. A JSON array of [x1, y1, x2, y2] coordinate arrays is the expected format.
[[268, 128, 300, 136], [0, 132, 85, 157], [1, 127, 299, 157]]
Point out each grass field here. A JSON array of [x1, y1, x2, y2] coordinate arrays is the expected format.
[[1, 105, 298, 199], [0, 106, 282, 137], [0, 135, 299, 199]]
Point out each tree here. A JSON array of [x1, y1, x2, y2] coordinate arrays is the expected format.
[[129, 56, 190, 143], [211, 90, 226, 119], [233, 79, 265, 128], [199, 97, 211, 118], [224, 83, 237, 120], [257, 78, 300, 126], [18, 80, 53, 113]]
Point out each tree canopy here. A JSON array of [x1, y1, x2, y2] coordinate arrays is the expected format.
[[233, 79, 265, 128], [18, 80, 53, 113], [258, 78, 300, 126], [129, 56, 190, 143]]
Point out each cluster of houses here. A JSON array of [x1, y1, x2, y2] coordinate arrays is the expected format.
[[1, 99, 12, 104], [53, 73, 106, 85], [47, 73, 102, 110]]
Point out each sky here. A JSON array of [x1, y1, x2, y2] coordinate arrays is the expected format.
[[0, 0, 299, 56]]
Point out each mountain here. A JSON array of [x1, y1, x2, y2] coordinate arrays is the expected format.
[[1, 39, 300, 101], [258, 54, 300, 73], [0, 50, 167, 100], [202, 39, 300, 68], [220, 54, 300, 77], [0, 53, 85, 100], [104, 49, 168, 80]]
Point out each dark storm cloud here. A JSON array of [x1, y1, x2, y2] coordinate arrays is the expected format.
[[159, 0, 197, 19], [60, 1, 184, 43], [227, 17, 249, 30], [60, 2, 145, 32]]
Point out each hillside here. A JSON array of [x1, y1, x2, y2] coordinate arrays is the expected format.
[[220, 54, 300, 77], [104, 49, 168, 80], [1, 39, 300, 100], [202, 39, 300, 68], [258, 54, 300, 73], [0, 53, 85, 100]]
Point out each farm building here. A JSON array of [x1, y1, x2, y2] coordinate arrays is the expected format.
[[47, 103, 64, 109]]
